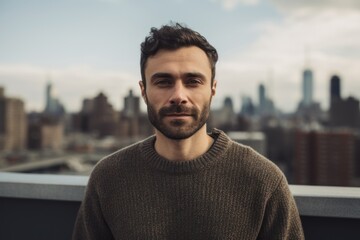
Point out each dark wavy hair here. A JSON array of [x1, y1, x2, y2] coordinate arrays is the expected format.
[[140, 23, 218, 88]]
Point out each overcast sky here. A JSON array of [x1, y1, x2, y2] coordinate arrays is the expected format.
[[1, 0, 359, 113]]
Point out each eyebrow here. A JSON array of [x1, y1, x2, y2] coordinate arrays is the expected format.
[[184, 72, 206, 79], [150, 72, 206, 82], [150, 72, 173, 82]]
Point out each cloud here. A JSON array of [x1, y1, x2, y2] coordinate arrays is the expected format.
[[0, 64, 141, 112], [212, 0, 260, 11], [216, 8, 360, 112], [213, 0, 360, 12], [271, 0, 360, 13]]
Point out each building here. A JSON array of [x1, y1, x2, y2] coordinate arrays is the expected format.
[[117, 89, 152, 139], [261, 125, 296, 180], [73, 90, 152, 142], [294, 129, 356, 186], [89, 92, 118, 137], [27, 112, 64, 152], [329, 96, 360, 129], [355, 133, 360, 183], [330, 75, 341, 104], [25, 81, 66, 152], [240, 96, 255, 116], [0, 87, 27, 152], [257, 83, 275, 116], [209, 96, 238, 132], [328, 75, 360, 129], [296, 69, 322, 122], [44, 81, 65, 118], [302, 69, 313, 106]]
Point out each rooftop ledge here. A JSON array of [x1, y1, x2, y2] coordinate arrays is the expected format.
[[1, 172, 360, 219]]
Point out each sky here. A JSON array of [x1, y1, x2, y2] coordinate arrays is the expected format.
[[1, 0, 360, 113]]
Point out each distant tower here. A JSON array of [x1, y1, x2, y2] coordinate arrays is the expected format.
[[44, 81, 65, 117], [258, 83, 275, 116], [224, 97, 234, 111], [45, 81, 55, 113], [302, 69, 313, 106], [330, 75, 341, 104], [123, 89, 140, 118], [241, 96, 255, 116], [118, 90, 142, 138], [259, 84, 266, 109]]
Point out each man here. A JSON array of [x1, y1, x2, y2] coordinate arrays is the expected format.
[[73, 23, 304, 239]]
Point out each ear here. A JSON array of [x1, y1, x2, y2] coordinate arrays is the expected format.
[[211, 80, 217, 96], [139, 81, 147, 104]]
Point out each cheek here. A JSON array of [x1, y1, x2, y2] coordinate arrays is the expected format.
[[192, 91, 213, 105], [145, 92, 163, 109], [146, 88, 170, 105]]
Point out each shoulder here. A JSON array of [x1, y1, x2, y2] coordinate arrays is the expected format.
[[226, 139, 286, 192], [89, 135, 155, 183]]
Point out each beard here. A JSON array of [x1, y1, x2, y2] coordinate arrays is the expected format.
[[146, 99, 211, 140]]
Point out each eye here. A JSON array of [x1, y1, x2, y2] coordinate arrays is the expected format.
[[186, 78, 202, 86], [154, 78, 173, 87]]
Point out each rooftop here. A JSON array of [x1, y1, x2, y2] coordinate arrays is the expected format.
[[1, 172, 360, 239]]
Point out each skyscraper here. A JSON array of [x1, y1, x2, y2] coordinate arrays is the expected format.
[[302, 69, 313, 106], [259, 84, 266, 109], [257, 83, 275, 116], [240, 96, 255, 116], [330, 75, 341, 104], [329, 74, 360, 129], [44, 81, 65, 117]]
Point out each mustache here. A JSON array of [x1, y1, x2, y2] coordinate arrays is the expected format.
[[159, 105, 197, 117]]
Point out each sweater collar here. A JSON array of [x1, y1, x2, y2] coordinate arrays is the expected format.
[[139, 128, 230, 173]]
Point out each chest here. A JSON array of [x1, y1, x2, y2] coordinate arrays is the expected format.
[[100, 172, 265, 239]]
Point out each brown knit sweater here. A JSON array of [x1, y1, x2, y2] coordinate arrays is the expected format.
[[73, 129, 304, 239]]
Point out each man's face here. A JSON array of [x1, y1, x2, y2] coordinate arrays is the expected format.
[[140, 46, 216, 140]]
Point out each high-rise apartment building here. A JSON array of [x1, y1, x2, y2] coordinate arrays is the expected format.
[[0, 87, 27, 151], [294, 129, 355, 186]]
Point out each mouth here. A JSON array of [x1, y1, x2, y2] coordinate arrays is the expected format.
[[166, 113, 191, 116], [164, 113, 193, 119]]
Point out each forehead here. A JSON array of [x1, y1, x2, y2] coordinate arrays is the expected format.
[[144, 46, 211, 78]]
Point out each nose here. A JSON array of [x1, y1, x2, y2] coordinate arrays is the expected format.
[[169, 81, 188, 105]]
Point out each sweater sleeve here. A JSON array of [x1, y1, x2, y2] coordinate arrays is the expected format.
[[72, 177, 115, 240], [257, 176, 305, 240]]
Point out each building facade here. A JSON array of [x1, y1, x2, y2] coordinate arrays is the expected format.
[[0, 87, 27, 152], [294, 129, 356, 186]]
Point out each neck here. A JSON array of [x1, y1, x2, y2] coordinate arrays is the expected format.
[[154, 125, 214, 161]]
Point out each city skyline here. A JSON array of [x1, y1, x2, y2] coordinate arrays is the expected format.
[[1, 70, 354, 115], [1, 0, 360, 112]]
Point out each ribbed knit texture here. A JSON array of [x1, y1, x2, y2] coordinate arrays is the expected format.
[[73, 129, 304, 240]]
